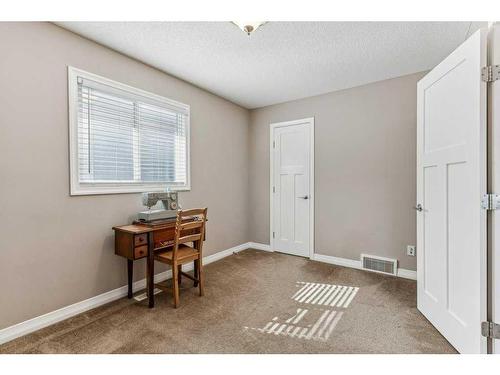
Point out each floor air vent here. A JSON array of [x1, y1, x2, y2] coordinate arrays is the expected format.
[[360, 254, 398, 276]]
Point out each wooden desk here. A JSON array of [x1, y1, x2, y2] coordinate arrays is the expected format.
[[113, 217, 202, 308]]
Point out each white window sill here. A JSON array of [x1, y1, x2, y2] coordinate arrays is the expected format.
[[70, 184, 191, 196]]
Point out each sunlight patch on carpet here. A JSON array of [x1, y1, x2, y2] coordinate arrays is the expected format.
[[244, 281, 358, 342], [292, 282, 359, 307]]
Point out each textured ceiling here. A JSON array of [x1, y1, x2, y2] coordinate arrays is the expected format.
[[56, 22, 484, 109]]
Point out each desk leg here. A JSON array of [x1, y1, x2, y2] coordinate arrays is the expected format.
[[193, 239, 200, 287], [127, 259, 133, 299], [193, 259, 199, 287], [147, 232, 155, 308]]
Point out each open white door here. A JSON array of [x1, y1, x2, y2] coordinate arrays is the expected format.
[[417, 29, 488, 354], [271, 118, 314, 258]]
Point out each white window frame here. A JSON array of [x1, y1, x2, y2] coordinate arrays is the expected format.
[[68, 66, 191, 195]]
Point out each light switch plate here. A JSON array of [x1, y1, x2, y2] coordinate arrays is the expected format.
[[407, 245, 416, 257]]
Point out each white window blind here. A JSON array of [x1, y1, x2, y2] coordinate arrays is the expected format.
[[69, 67, 190, 195]]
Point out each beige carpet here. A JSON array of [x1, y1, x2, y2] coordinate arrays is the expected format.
[[0, 249, 456, 354]]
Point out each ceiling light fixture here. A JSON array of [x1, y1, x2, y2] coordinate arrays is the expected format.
[[232, 21, 267, 36]]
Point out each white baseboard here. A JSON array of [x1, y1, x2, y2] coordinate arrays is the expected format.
[[247, 242, 273, 252], [396, 268, 417, 280], [313, 254, 361, 270], [0, 242, 253, 346], [312, 253, 417, 281]]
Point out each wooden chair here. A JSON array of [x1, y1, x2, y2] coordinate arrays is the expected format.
[[154, 208, 207, 308]]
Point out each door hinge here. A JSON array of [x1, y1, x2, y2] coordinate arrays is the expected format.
[[273, 186, 275, 193], [273, 231, 275, 238], [273, 140, 276, 149], [481, 65, 500, 82], [481, 194, 500, 210], [481, 321, 500, 339]]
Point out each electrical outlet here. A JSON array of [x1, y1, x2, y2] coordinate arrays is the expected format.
[[407, 245, 416, 257]]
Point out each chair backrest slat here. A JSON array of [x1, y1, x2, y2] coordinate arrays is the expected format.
[[178, 233, 202, 244], [179, 208, 206, 217], [172, 208, 208, 260], [180, 221, 203, 231]]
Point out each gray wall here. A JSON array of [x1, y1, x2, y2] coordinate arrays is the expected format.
[[249, 72, 425, 271], [0, 22, 250, 330]]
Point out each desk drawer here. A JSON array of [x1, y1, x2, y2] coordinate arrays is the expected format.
[[153, 228, 196, 249], [153, 227, 175, 249], [134, 234, 147, 246], [134, 245, 147, 259]]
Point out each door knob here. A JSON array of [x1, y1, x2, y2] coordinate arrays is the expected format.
[[298, 195, 309, 200], [414, 204, 423, 212]]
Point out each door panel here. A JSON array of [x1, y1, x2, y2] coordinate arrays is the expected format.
[[424, 61, 469, 153], [272, 120, 312, 258], [417, 29, 487, 353], [422, 164, 444, 303], [447, 161, 472, 326]]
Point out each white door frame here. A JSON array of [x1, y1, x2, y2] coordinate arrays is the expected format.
[[488, 22, 500, 354], [270, 117, 315, 259]]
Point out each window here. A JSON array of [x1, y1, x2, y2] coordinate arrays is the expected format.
[[68, 67, 190, 195]]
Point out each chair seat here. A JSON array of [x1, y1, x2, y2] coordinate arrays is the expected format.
[[155, 244, 200, 264]]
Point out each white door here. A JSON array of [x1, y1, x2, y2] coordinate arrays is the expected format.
[[417, 29, 487, 354], [271, 118, 314, 258]]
